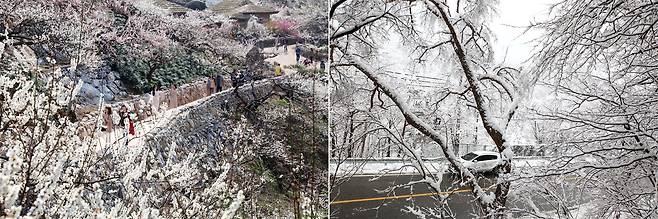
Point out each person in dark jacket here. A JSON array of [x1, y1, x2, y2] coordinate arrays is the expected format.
[[118, 104, 129, 145], [215, 74, 223, 92], [243, 70, 252, 83], [230, 70, 238, 88], [118, 105, 128, 128], [283, 38, 288, 53], [236, 72, 244, 87], [295, 44, 302, 63]]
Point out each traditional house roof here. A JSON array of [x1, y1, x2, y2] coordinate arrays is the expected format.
[[235, 4, 278, 15], [167, 0, 191, 5], [226, 12, 250, 20], [153, 0, 191, 14], [208, 0, 252, 14], [150, 0, 277, 22], [184, 1, 207, 10]]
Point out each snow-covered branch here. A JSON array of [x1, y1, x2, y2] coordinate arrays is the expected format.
[[337, 44, 498, 210]]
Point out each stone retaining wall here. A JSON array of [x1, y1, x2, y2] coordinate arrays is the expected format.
[[75, 76, 233, 139], [143, 76, 301, 164]]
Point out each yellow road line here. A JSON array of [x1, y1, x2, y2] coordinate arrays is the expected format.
[[330, 188, 472, 205], [331, 176, 582, 205]]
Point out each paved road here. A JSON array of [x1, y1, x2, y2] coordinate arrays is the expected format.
[[330, 173, 585, 218]]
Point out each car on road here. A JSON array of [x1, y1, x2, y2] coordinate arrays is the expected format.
[[453, 151, 504, 173]]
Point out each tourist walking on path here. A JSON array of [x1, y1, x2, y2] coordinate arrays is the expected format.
[[133, 101, 144, 121], [230, 70, 238, 88], [144, 103, 153, 118], [275, 37, 279, 52], [118, 105, 128, 130], [243, 70, 252, 83], [177, 85, 186, 106], [145, 88, 155, 116], [168, 84, 178, 109], [118, 105, 129, 145], [151, 86, 160, 116], [295, 43, 302, 63], [274, 63, 284, 76], [283, 38, 288, 53], [207, 76, 216, 96], [215, 74, 223, 92], [236, 72, 244, 87], [320, 60, 325, 70], [102, 106, 114, 144], [128, 111, 136, 136], [103, 106, 114, 133]]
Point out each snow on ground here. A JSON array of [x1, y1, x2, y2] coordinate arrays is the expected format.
[[330, 159, 447, 176], [330, 157, 552, 176], [518, 202, 598, 219]]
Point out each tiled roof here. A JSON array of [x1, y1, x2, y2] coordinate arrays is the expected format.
[[235, 4, 278, 14], [208, 0, 252, 14], [153, 0, 191, 14], [168, 0, 191, 5], [227, 12, 250, 20]]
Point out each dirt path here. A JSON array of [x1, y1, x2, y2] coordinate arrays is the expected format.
[[263, 45, 319, 74]]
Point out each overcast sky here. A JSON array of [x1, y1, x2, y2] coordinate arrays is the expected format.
[[490, 0, 557, 66], [374, 0, 559, 90]]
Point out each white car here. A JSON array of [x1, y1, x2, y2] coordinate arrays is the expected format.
[[457, 151, 504, 173]]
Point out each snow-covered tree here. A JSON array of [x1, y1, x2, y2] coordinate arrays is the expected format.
[[529, 0, 658, 217], [330, 0, 542, 217]]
